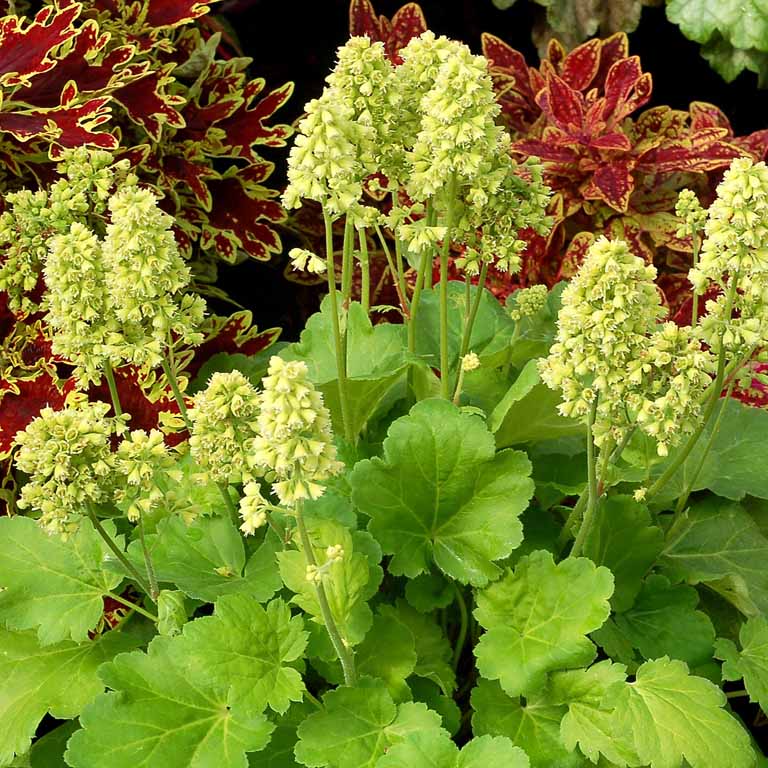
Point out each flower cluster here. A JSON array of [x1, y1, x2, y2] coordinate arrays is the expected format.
[[114, 429, 175, 522], [691, 158, 768, 356], [283, 31, 551, 276], [252, 356, 343, 506], [509, 284, 548, 321], [102, 186, 206, 368], [14, 399, 117, 537], [539, 237, 665, 446], [629, 323, 714, 456], [675, 189, 707, 237], [38, 154, 206, 386], [188, 371, 262, 485]]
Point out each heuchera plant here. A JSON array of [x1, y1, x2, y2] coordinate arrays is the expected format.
[[4, 25, 768, 768]]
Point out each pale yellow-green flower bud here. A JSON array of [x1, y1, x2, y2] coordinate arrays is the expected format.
[[253, 356, 343, 506], [238, 481, 269, 535], [14, 399, 117, 537], [510, 284, 548, 321], [188, 370, 262, 485], [289, 247, 327, 274], [675, 189, 707, 237]]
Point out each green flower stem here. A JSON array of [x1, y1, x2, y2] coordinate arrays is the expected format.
[[138, 514, 159, 602], [322, 208, 354, 444], [673, 379, 736, 518], [691, 231, 701, 323], [304, 690, 323, 709], [86, 502, 151, 596], [104, 591, 158, 623], [439, 175, 458, 399], [557, 490, 587, 554], [341, 217, 354, 308], [646, 278, 739, 501], [161, 356, 192, 432], [609, 426, 637, 464], [424, 200, 437, 289], [393, 231, 408, 299], [457, 260, 489, 362], [218, 483, 239, 524], [726, 689, 749, 699], [374, 224, 410, 316], [295, 501, 356, 686], [452, 583, 469, 671], [571, 398, 599, 558], [408, 250, 430, 356], [103, 361, 123, 418], [357, 226, 370, 314]]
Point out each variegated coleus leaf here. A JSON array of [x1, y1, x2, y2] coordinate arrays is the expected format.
[[349, 0, 427, 63]]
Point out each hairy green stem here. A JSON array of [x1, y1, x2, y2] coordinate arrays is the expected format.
[[571, 399, 599, 558], [691, 231, 700, 324], [103, 361, 123, 418], [341, 217, 354, 308], [138, 515, 159, 601], [374, 224, 409, 316], [439, 175, 458, 399], [87, 502, 151, 596], [105, 591, 158, 623], [295, 502, 356, 685], [646, 277, 739, 501], [218, 483, 239, 524], [457, 260, 489, 363], [674, 379, 735, 518], [322, 208, 354, 444], [452, 584, 469, 671], [161, 356, 192, 431], [357, 226, 370, 314], [408, 250, 430, 355]]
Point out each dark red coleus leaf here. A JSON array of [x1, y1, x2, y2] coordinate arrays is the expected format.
[[112, 64, 186, 141], [215, 79, 293, 160], [184, 310, 281, 381], [0, 2, 80, 88], [0, 370, 75, 458], [201, 164, 285, 261], [349, 0, 426, 63]]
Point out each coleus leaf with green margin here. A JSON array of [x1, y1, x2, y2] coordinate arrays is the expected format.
[[351, 398, 534, 586], [0, 629, 139, 766], [658, 497, 768, 617], [377, 731, 530, 768], [474, 550, 614, 697], [281, 298, 410, 439], [124, 515, 282, 603], [611, 574, 716, 666], [278, 519, 383, 649], [66, 635, 275, 768], [294, 678, 444, 768], [0, 516, 124, 645], [582, 495, 664, 612], [172, 596, 308, 715], [471, 678, 586, 767], [716, 616, 768, 710]]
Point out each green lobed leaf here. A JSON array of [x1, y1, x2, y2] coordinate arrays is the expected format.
[[174, 595, 308, 715], [0, 629, 139, 766], [701, 33, 768, 84], [716, 616, 768, 710], [658, 497, 768, 617], [414, 283, 517, 372], [278, 520, 382, 649], [386, 600, 456, 695], [250, 702, 315, 768], [612, 574, 715, 666], [66, 635, 274, 768], [376, 730, 530, 768], [471, 678, 586, 767], [647, 399, 768, 503], [666, 0, 768, 51], [504, 282, 565, 368], [351, 398, 534, 586], [608, 657, 755, 768], [474, 551, 614, 696], [282, 298, 409, 439], [128, 516, 282, 603], [294, 678, 444, 768], [29, 719, 79, 768], [551, 661, 639, 767], [404, 572, 455, 614], [490, 359, 585, 447], [0, 517, 123, 645], [408, 678, 461, 736], [583, 495, 664, 613]]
